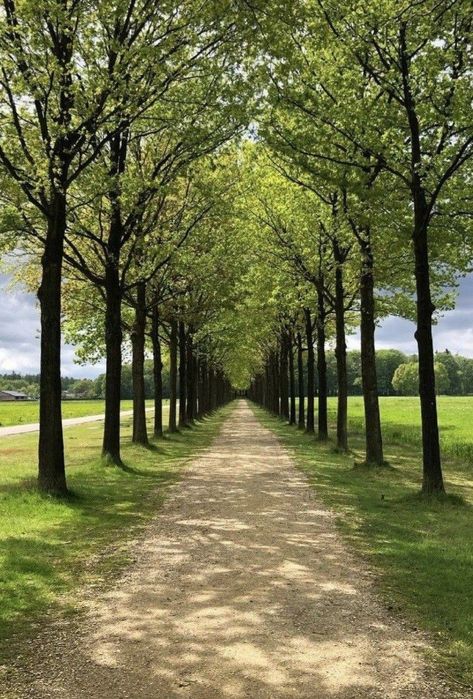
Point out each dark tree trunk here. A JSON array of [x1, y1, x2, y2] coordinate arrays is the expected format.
[[102, 265, 123, 464], [316, 286, 328, 441], [186, 331, 195, 424], [288, 334, 296, 425], [131, 282, 148, 445], [265, 362, 271, 411], [333, 240, 348, 452], [168, 319, 178, 432], [209, 367, 217, 411], [197, 358, 204, 418], [193, 354, 199, 418], [201, 359, 209, 416], [359, 236, 384, 464], [102, 131, 127, 464], [304, 308, 315, 434], [414, 202, 444, 493], [152, 305, 163, 438], [297, 332, 305, 429], [37, 192, 67, 495], [271, 351, 280, 415], [178, 321, 187, 427], [399, 23, 444, 494], [279, 334, 289, 420]]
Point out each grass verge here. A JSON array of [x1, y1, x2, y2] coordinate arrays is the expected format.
[[0, 403, 229, 665], [255, 404, 473, 688]]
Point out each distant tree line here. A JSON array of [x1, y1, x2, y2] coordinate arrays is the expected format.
[[3, 349, 473, 401], [0, 362, 172, 401], [290, 349, 473, 398]]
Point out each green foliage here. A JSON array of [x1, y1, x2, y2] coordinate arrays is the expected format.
[[392, 362, 451, 396], [392, 362, 421, 396]]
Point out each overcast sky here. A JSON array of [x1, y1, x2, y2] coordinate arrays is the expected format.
[[1, 273, 472, 378]]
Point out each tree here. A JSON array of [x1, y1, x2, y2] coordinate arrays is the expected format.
[[0, 0, 178, 493], [393, 362, 450, 396], [311, 0, 473, 491]]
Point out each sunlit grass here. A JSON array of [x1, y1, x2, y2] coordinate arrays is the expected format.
[[0, 398, 156, 427], [257, 401, 473, 687], [329, 395, 473, 465]]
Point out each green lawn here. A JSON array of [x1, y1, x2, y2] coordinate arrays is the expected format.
[[0, 399, 157, 427], [257, 398, 473, 687], [330, 395, 473, 466], [0, 402, 228, 668]]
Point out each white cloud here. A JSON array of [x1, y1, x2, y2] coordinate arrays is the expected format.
[[0, 275, 105, 377]]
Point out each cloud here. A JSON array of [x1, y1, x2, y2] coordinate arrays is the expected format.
[[347, 275, 473, 358], [0, 275, 105, 377]]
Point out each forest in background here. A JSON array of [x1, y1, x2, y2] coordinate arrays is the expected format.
[[2, 348, 473, 400]]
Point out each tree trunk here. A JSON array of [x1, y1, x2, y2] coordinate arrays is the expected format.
[[186, 331, 195, 424], [209, 367, 217, 411], [279, 334, 289, 420], [193, 354, 199, 418], [271, 351, 280, 415], [102, 265, 123, 464], [178, 321, 187, 427], [399, 24, 444, 494], [359, 236, 384, 464], [304, 308, 315, 434], [197, 358, 204, 418], [414, 202, 444, 493], [152, 305, 163, 438], [316, 286, 328, 441], [289, 334, 296, 425], [102, 130, 127, 464], [131, 282, 148, 445], [297, 332, 305, 429], [168, 318, 178, 432], [37, 193, 67, 495], [333, 240, 348, 452]]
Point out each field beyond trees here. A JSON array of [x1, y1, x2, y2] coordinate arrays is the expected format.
[[335, 396, 473, 466], [0, 399, 153, 428]]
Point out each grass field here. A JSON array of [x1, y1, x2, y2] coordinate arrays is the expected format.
[[0, 403, 228, 667], [0, 399, 157, 427], [257, 397, 473, 687], [331, 395, 473, 466]]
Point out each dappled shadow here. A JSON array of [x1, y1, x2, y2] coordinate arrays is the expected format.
[[17, 402, 441, 699]]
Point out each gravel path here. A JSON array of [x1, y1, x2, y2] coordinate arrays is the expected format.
[[3, 400, 466, 698]]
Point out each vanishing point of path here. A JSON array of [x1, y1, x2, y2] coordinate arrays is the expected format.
[[4, 401, 465, 698]]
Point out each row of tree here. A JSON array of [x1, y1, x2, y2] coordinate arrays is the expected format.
[[0, 0, 259, 493], [0, 1, 471, 497], [242, 0, 473, 496]]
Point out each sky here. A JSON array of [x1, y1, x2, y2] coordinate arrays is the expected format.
[[1, 273, 473, 378]]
